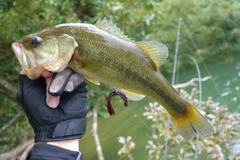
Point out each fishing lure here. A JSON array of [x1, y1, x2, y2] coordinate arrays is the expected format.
[[107, 90, 129, 115]]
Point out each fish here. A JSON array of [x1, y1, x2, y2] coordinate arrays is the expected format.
[[12, 18, 214, 140]]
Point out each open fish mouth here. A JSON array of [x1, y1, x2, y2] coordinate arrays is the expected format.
[[12, 42, 44, 79]]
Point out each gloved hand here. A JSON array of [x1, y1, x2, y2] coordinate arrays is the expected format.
[[17, 68, 88, 142]]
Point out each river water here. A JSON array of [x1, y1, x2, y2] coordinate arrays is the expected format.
[[175, 55, 240, 112], [80, 55, 240, 159]]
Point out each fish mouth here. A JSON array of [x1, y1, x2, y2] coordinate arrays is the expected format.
[[12, 42, 44, 79]]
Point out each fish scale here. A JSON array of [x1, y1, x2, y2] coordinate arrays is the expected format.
[[69, 30, 198, 115]]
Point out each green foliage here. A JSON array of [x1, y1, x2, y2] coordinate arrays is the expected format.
[[0, 113, 32, 153], [0, 95, 32, 153]]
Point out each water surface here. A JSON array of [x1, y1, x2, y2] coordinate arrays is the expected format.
[[175, 55, 240, 112]]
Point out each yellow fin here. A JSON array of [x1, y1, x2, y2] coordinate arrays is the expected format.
[[84, 76, 100, 85], [95, 17, 133, 42], [136, 41, 168, 70], [170, 104, 214, 140], [121, 89, 145, 101]]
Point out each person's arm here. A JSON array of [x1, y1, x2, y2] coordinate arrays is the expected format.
[[46, 139, 79, 151]]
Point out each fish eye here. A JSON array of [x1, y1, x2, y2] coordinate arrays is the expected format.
[[31, 36, 42, 47]]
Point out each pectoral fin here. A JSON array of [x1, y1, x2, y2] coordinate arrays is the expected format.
[[121, 89, 145, 101]]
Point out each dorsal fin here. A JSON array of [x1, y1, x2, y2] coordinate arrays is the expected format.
[[136, 41, 169, 70], [121, 89, 145, 101], [95, 17, 133, 42]]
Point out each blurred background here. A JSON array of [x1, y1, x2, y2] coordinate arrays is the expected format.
[[0, 0, 239, 159]]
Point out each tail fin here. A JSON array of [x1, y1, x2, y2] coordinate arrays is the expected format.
[[170, 105, 214, 140]]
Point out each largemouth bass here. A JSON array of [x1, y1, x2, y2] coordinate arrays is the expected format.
[[12, 18, 214, 140]]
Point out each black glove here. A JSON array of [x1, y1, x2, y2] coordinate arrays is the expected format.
[[17, 68, 88, 142]]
